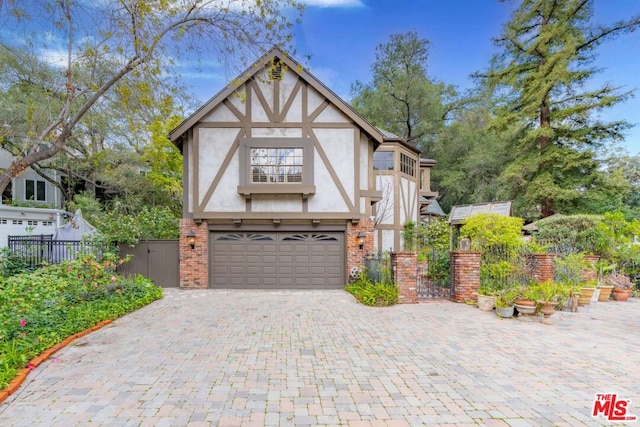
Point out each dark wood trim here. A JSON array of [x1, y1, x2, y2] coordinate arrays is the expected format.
[[208, 223, 347, 232], [308, 129, 356, 214], [182, 134, 191, 217], [308, 100, 329, 122], [193, 128, 200, 216], [248, 80, 274, 122], [222, 99, 246, 121], [280, 80, 302, 122], [273, 78, 281, 123], [198, 133, 243, 212], [237, 184, 316, 197], [193, 122, 360, 129], [354, 128, 360, 213], [197, 212, 361, 220]]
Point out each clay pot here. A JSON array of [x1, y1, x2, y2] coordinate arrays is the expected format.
[[578, 287, 596, 305], [613, 288, 632, 302], [596, 285, 614, 301], [476, 294, 496, 311]]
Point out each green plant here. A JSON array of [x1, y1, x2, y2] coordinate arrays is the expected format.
[[495, 285, 521, 308], [0, 255, 162, 389], [401, 221, 417, 251], [345, 273, 398, 307]]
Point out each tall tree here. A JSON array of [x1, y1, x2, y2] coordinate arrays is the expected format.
[[484, 0, 640, 218], [0, 0, 303, 195], [350, 32, 458, 154]]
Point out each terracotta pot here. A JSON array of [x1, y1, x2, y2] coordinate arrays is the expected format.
[[515, 299, 536, 307], [538, 301, 556, 323], [514, 303, 537, 316], [597, 285, 614, 301], [578, 287, 596, 305], [613, 288, 632, 302]]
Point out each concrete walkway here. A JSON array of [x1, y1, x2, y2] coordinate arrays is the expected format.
[[0, 289, 638, 426]]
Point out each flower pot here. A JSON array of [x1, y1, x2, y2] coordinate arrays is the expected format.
[[514, 303, 536, 316], [613, 288, 632, 302], [538, 301, 556, 323], [597, 285, 614, 301], [476, 294, 496, 311], [578, 287, 595, 305], [495, 305, 514, 318]]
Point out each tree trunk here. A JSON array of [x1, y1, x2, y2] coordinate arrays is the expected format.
[[539, 95, 554, 218]]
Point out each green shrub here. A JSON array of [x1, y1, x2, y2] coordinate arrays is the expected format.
[[345, 273, 398, 307], [0, 255, 162, 389], [534, 214, 609, 255]]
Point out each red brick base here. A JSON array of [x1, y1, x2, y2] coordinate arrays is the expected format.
[[527, 253, 556, 283], [391, 252, 418, 303], [451, 251, 481, 303], [346, 218, 374, 283], [179, 218, 208, 289]]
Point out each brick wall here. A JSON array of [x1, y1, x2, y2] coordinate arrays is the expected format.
[[527, 253, 556, 283], [451, 251, 481, 303], [346, 218, 374, 282], [582, 254, 600, 283], [179, 218, 208, 289], [391, 252, 418, 303]]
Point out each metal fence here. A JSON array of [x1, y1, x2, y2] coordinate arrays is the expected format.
[[363, 251, 393, 284], [417, 248, 452, 299], [7, 235, 101, 267]]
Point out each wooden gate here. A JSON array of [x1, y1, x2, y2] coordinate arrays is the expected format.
[[118, 240, 179, 288]]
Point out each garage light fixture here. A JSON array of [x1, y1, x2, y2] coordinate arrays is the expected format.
[[187, 230, 196, 249], [357, 231, 366, 250]]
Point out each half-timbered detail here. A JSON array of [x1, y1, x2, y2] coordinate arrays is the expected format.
[[171, 47, 384, 289], [372, 132, 421, 252]]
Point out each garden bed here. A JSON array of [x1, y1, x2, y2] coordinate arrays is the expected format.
[[0, 255, 163, 392]]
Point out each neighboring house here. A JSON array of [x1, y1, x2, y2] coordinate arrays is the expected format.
[[0, 204, 66, 248], [170, 47, 439, 289], [0, 149, 63, 208]]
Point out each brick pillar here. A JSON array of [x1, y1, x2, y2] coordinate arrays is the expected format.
[[451, 251, 481, 303], [582, 254, 600, 283], [391, 252, 418, 304], [345, 218, 374, 283], [527, 253, 556, 283], [179, 218, 208, 289]]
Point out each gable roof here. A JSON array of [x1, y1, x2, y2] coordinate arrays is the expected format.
[[169, 46, 384, 149]]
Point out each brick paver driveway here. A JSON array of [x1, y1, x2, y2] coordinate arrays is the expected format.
[[0, 289, 638, 426]]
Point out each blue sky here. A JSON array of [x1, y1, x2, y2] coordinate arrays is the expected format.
[[188, 0, 640, 155]]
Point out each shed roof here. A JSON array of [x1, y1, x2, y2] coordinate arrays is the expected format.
[[448, 201, 512, 225]]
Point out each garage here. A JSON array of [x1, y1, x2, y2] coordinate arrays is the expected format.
[[209, 231, 345, 289]]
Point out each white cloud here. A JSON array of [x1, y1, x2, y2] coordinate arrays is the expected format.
[[302, 0, 364, 7]]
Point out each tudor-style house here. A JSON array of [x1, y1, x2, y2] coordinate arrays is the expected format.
[[171, 47, 438, 290]]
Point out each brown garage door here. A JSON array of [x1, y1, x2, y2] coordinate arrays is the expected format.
[[209, 231, 344, 289]]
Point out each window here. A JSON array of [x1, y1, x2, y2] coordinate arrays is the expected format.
[[12, 220, 22, 225], [250, 148, 303, 183], [26, 179, 46, 201], [27, 220, 37, 226], [400, 153, 416, 177], [373, 151, 394, 170], [238, 138, 315, 197], [42, 221, 53, 227], [0, 219, 7, 225]]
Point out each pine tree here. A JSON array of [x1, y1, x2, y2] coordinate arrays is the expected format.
[[485, 0, 639, 218]]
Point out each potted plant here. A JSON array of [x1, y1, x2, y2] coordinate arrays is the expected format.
[[514, 283, 537, 316], [494, 286, 520, 318], [606, 273, 635, 301], [476, 281, 498, 311], [578, 279, 597, 305], [595, 259, 615, 301], [527, 281, 560, 323]]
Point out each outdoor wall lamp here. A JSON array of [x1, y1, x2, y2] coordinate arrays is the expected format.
[[357, 231, 366, 250], [187, 230, 196, 249]]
